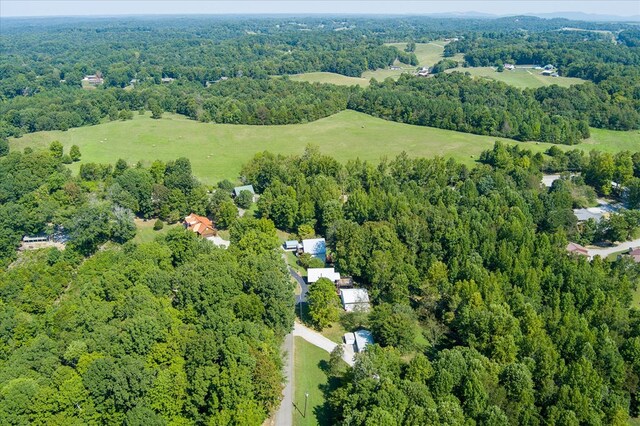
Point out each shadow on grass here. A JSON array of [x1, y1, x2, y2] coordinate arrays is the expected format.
[[313, 359, 344, 425], [295, 301, 316, 329]]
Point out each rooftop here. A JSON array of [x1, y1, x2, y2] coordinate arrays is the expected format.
[[233, 184, 255, 196], [302, 238, 326, 256], [307, 267, 340, 283], [340, 288, 371, 312]]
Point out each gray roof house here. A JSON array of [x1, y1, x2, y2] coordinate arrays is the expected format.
[[233, 185, 255, 197]]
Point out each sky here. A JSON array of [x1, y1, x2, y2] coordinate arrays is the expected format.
[[1, 0, 639, 18]]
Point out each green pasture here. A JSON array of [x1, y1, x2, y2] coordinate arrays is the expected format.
[[446, 66, 586, 89], [288, 72, 370, 87], [10, 111, 639, 185]]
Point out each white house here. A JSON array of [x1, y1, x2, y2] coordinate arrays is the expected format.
[[307, 267, 340, 283], [340, 288, 371, 312]]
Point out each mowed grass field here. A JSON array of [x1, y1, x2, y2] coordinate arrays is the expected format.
[[10, 111, 639, 184], [288, 72, 370, 87], [293, 337, 334, 426], [445, 66, 586, 89]]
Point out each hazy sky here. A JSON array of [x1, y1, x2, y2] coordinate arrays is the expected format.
[[1, 0, 639, 18]]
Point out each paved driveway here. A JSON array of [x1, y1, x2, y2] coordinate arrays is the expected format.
[[586, 238, 640, 258]]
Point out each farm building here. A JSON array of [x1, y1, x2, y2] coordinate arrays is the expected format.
[[307, 267, 341, 284], [541, 70, 553, 76], [82, 75, 103, 85], [301, 238, 326, 260], [233, 184, 256, 197], [340, 288, 371, 312], [354, 330, 374, 353], [184, 213, 216, 238], [504, 63, 515, 70]]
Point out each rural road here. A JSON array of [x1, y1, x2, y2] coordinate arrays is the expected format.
[[586, 238, 640, 258], [272, 332, 294, 426]]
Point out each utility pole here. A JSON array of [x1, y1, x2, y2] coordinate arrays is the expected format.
[[304, 392, 309, 418]]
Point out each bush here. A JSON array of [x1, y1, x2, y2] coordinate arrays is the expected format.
[[61, 154, 73, 164], [153, 219, 164, 231]]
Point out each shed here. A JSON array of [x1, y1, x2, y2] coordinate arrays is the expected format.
[[284, 240, 299, 251], [340, 288, 371, 312], [308, 268, 340, 283], [343, 332, 356, 345], [354, 330, 374, 353]]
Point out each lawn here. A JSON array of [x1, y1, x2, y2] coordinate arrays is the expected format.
[[293, 337, 338, 426], [132, 218, 180, 244], [445, 67, 586, 89], [10, 111, 639, 185]]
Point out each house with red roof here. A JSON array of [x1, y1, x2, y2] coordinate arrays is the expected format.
[[184, 214, 216, 238]]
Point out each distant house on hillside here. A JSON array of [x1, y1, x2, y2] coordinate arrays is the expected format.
[[541, 70, 553, 76], [504, 63, 515, 70], [184, 213, 216, 238], [544, 64, 554, 70], [161, 77, 175, 83], [627, 247, 640, 263], [417, 67, 430, 77], [82, 74, 103, 85], [566, 242, 590, 259]]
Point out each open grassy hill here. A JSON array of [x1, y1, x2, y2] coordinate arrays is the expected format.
[[445, 66, 586, 89], [290, 40, 586, 89], [10, 111, 639, 185]]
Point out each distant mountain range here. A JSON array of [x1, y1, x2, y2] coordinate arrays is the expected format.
[[423, 11, 640, 22]]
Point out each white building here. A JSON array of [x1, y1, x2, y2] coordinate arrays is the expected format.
[[302, 238, 326, 260], [307, 267, 341, 283], [340, 288, 371, 312]]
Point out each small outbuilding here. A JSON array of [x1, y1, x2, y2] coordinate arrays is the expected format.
[[284, 240, 299, 251], [354, 330, 374, 353], [343, 332, 356, 345], [340, 288, 371, 312]]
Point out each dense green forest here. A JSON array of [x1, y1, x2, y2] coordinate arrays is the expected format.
[[243, 144, 640, 424], [0, 146, 294, 424], [1, 16, 638, 143]]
